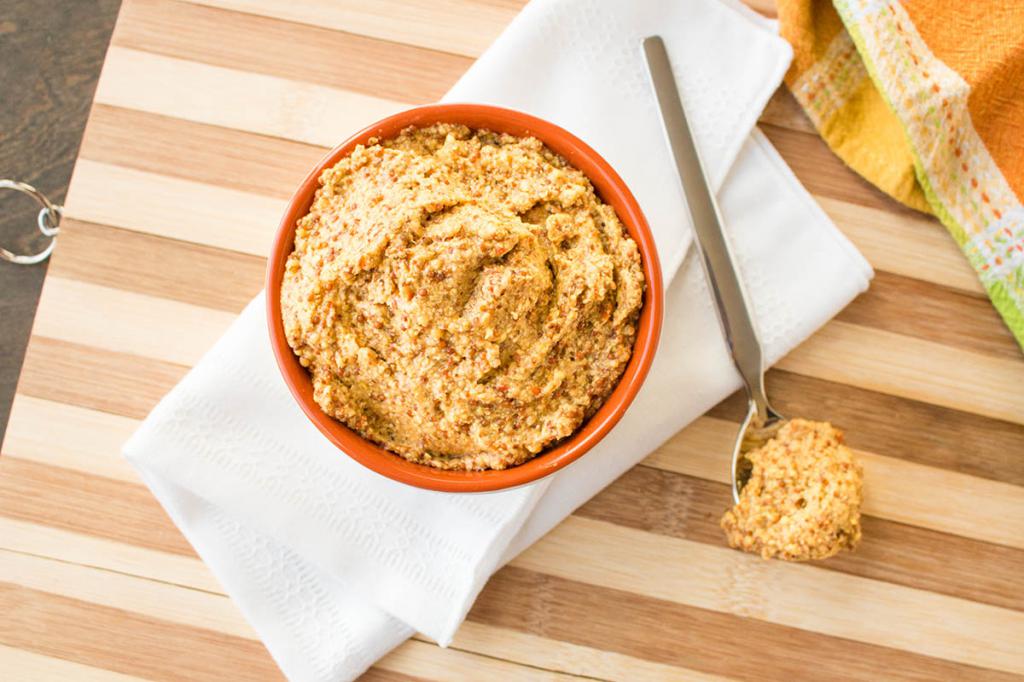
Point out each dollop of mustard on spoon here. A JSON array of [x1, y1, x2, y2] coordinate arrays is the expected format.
[[721, 419, 863, 561], [641, 38, 864, 563]]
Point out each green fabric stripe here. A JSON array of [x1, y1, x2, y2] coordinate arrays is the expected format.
[[832, 0, 1024, 351]]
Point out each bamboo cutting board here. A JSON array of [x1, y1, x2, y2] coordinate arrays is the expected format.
[[3, 0, 1024, 679]]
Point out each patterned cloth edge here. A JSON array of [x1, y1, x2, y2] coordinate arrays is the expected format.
[[786, 0, 1024, 350]]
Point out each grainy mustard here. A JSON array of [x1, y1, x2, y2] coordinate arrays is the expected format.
[[721, 419, 864, 561], [281, 124, 644, 470]]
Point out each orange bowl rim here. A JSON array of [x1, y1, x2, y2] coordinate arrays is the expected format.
[[266, 103, 664, 493]]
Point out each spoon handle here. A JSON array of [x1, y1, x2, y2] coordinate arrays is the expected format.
[[642, 35, 769, 413]]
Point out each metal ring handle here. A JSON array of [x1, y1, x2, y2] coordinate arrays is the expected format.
[[0, 179, 61, 265], [38, 204, 62, 237]]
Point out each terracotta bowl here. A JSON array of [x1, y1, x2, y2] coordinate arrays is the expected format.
[[266, 104, 664, 492]]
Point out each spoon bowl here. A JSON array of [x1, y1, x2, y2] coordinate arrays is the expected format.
[[731, 400, 786, 503]]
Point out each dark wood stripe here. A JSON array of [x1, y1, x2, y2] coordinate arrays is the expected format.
[[471, 566, 1017, 682], [17, 337, 187, 420], [742, 0, 777, 18], [710, 369, 1024, 486], [0, 582, 280, 681], [0, 458, 195, 557], [80, 104, 326, 199], [760, 122, 924, 214], [838, 270, 1020, 361], [577, 465, 1024, 612], [53, 218, 264, 313], [759, 86, 816, 134], [359, 671, 431, 682], [113, 0, 470, 104]]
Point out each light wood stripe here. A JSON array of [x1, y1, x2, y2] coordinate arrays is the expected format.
[[0, 549, 255, 639], [34, 277, 236, 368], [778, 320, 1024, 425], [65, 160, 285, 257], [377, 639, 581, 682], [360, 670, 428, 682], [512, 517, 1024, 675], [0, 644, 145, 682], [445, 622, 727, 682], [28, 277, 237, 367], [0, 517, 219, 593], [2, 395, 139, 483], [183, 0, 518, 58], [180, 0, 776, 63], [857, 450, 1024, 549], [645, 414, 1024, 550], [819, 195, 985, 295], [95, 47, 404, 148]]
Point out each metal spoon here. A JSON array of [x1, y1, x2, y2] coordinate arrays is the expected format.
[[643, 36, 785, 503]]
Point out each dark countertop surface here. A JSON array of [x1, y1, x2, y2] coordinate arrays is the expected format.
[[0, 0, 120, 440]]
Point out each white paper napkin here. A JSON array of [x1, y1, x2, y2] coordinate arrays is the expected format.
[[124, 1, 873, 679]]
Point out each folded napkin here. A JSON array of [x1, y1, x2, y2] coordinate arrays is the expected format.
[[124, 0, 873, 679], [778, 0, 1024, 349]]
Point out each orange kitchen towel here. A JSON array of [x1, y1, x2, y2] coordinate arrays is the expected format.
[[778, 0, 1024, 349]]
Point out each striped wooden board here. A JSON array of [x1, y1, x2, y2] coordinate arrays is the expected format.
[[3, 0, 1023, 679]]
